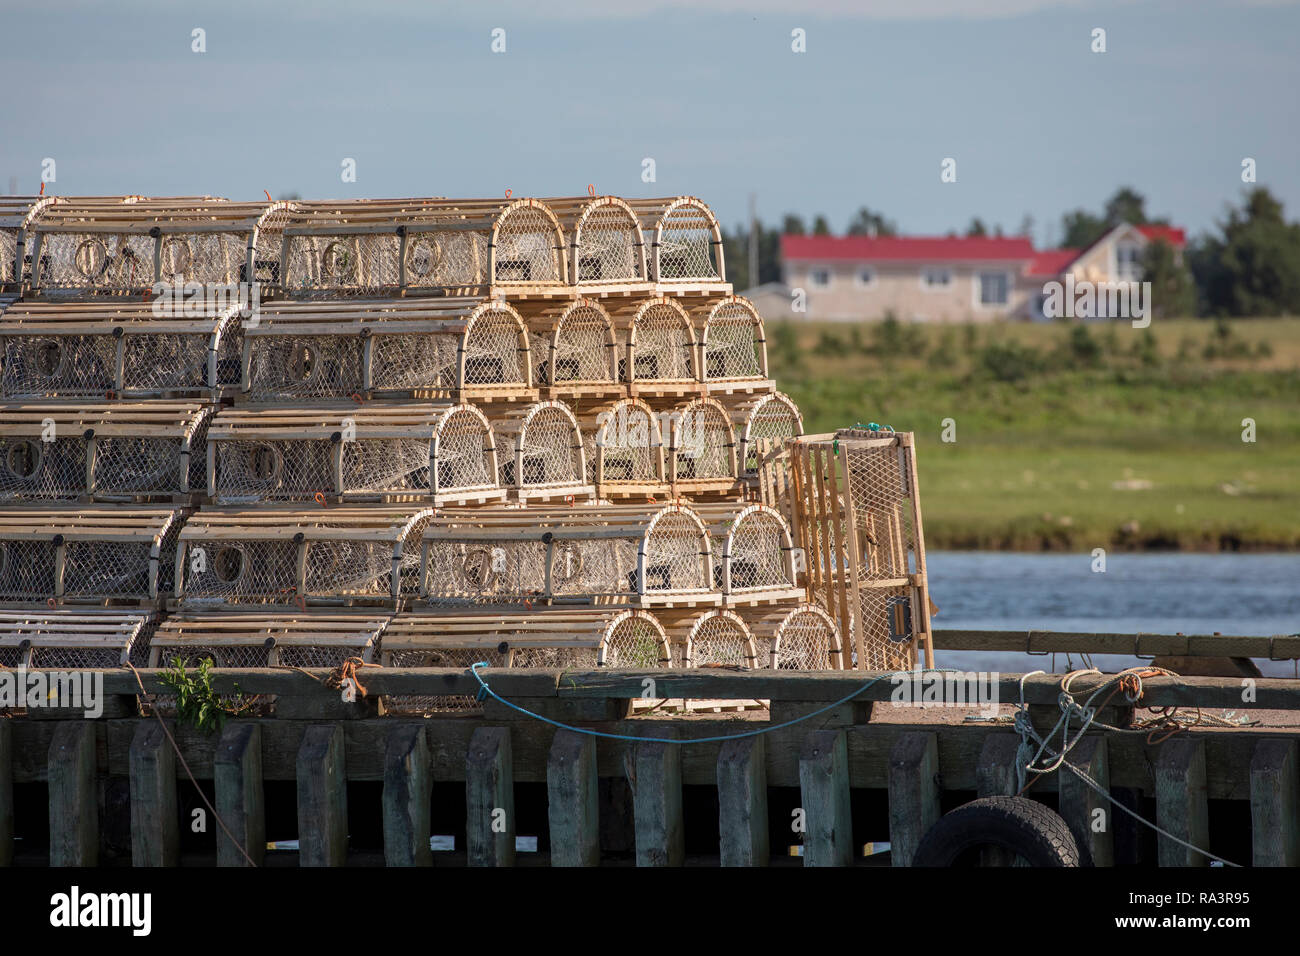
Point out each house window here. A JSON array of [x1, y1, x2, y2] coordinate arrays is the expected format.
[[809, 267, 831, 288], [921, 267, 951, 289], [1116, 241, 1142, 281], [855, 267, 875, 287], [978, 272, 1010, 306]]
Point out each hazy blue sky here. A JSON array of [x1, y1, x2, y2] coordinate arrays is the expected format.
[[1, 0, 1296, 247]]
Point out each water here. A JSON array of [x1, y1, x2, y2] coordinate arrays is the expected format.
[[927, 551, 1300, 677]]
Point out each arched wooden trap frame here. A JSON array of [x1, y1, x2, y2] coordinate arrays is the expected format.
[[658, 607, 758, 668], [148, 610, 387, 668], [242, 297, 535, 404], [546, 196, 650, 293], [579, 397, 666, 498], [0, 608, 156, 669], [0, 401, 212, 502], [279, 197, 568, 298], [420, 503, 718, 608], [742, 603, 843, 670], [0, 300, 243, 398], [207, 402, 502, 506], [1, 195, 57, 291], [0, 506, 184, 605], [690, 295, 772, 395], [522, 297, 620, 400], [176, 507, 434, 608], [625, 197, 727, 294], [667, 396, 740, 496], [618, 296, 700, 398], [692, 502, 803, 604], [732, 390, 803, 477], [493, 400, 594, 503]]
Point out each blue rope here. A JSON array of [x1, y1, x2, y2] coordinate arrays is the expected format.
[[468, 662, 958, 745]]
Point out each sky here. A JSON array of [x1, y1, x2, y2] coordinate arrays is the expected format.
[[1, 0, 1297, 248]]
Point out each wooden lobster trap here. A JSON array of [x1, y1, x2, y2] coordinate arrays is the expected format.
[[0, 506, 185, 605], [175, 507, 434, 608], [692, 502, 803, 605], [790, 429, 933, 671], [242, 297, 536, 404], [689, 296, 772, 396], [1, 195, 57, 291], [546, 196, 651, 294], [657, 607, 759, 668], [666, 396, 741, 497], [625, 197, 728, 296], [0, 400, 213, 502], [742, 603, 843, 670], [279, 198, 568, 298], [522, 297, 621, 400], [579, 397, 667, 499], [207, 402, 503, 506], [148, 610, 387, 669], [420, 503, 719, 609], [615, 297, 700, 399], [24, 197, 291, 295], [0, 607, 156, 669], [733, 391, 803, 479], [493, 400, 595, 503], [0, 300, 243, 398]]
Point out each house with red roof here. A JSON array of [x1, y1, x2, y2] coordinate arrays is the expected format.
[[758, 223, 1186, 322]]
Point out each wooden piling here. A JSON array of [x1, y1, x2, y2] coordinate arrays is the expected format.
[[1058, 735, 1113, 867], [48, 722, 97, 866], [128, 722, 178, 867], [0, 722, 12, 867], [214, 722, 265, 867], [546, 730, 600, 867], [975, 733, 1021, 797], [799, 729, 852, 866], [1155, 737, 1209, 867], [296, 723, 349, 866], [1250, 738, 1298, 867], [717, 734, 769, 866], [466, 726, 515, 867], [887, 731, 940, 868], [383, 724, 432, 867], [633, 728, 684, 867]]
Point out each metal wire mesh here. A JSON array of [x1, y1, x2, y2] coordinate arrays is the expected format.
[[304, 540, 393, 598], [495, 207, 562, 283], [550, 538, 641, 598], [342, 438, 431, 496], [656, 203, 719, 280], [214, 440, 330, 501], [537, 303, 613, 386], [630, 303, 694, 382], [37, 232, 156, 292], [247, 335, 363, 399], [672, 402, 734, 480], [0, 540, 57, 599], [702, 302, 763, 381], [1, 335, 116, 397], [687, 613, 754, 667], [122, 332, 214, 394], [0, 436, 85, 499], [722, 510, 791, 592], [575, 206, 642, 284]]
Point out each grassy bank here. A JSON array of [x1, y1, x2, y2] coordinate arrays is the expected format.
[[768, 317, 1300, 551]]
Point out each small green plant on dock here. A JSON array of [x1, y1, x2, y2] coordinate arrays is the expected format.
[[159, 657, 254, 734]]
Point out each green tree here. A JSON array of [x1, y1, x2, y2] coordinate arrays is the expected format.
[[812, 215, 832, 236], [965, 217, 988, 237], [1188, 188, 1300, 317], [1060, 209, 1108, 248], [1141, 238, 1196, 318], [1104, 187, 1148, 227], [846, 207, 897, 237], [781, 214, 806, 236]]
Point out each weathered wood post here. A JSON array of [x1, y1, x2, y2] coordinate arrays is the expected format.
[[718, 734, 769, 866], [975, 734, 1021, 797], [129, 722, 179, 866], [214, 722, 265, 867], [799, 730, 851, 866], [887, 731, 940, 867], [1058, 735, 1113, 867], [383, 724, 432, 867], [633, 727, 684, 866], [48, 722, 98, 866], [1155, 737, 1209, 867], [466, 727, 515, 867], [296, 723, 349, 867], [1250, 738, 1298, 867], [547, 730, 600, 867], [0, 721, 12, 866]]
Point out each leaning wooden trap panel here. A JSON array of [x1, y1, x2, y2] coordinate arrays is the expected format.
[[520, 297, 621, 400], [0, 401, 213, 501], [790, 429, 933, 671], [421, 503, 719, 608], [656, 607, 760, 668], [741, 603, 842, 670], [207, 402, 502, 506], [0, 607, 156, 669], [175, 507, 434, 607], [690, 502, 803, 605], [624, 197, 728, 296], [148, 610, 388, 668], [1, 195, 57, 291], [492, 400, 595, 502], [578, 396, 667, 498], [0, 300, 244, 398], [278, 197, 568, 298], [0, 506, 185, 605], [689, 296, 773, 396], [24, 197, 291, 295], [242, 297, 536, 404], [544, 196, 651, 295]]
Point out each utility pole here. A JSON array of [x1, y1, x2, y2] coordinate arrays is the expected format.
[[747, 192, 758, 290]]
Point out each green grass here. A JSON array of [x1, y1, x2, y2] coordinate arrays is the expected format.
[[770, 317, 1300, 550]]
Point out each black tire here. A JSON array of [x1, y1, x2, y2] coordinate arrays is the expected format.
[[912, 796, 1082, 867]]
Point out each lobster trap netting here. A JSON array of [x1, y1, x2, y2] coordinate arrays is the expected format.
[[0, 540, 57, 600], [370, 332, 460, 392], [304, 540, 394, 598], [550, 538, 642, 598], [1, 335, 117, 397], [495, 206, 563, 283], [156, 233, 246, 285], [656, 203, 721, 281], [640, 512, 710, 593], [122, 331, 222, 394], [630, 303, 695, 382], [463, 312, 528, 387], [276, 643, 366, 668], [602, 615, 672, 667], [0, 436, 86, 499], [846, 444, 917, 581], [0, 231, 16, 285], [592, 403, 660, 485], [283, 234, 403, 295], [182, 539, 298, 605], [720, 510, 792, 593], [405, 231, 488, 290], [424, 541, 547, 604], [740, 394, 802, 473], [250, 205, 296, 285], [214, 440, 334, 501], [701, 302, 763, 381], [247, 335, 363, 399], [574, 206, 642, 284], [537, 304, 614, 386], [773, 607, 839, 670], [434, 408, 495, 493], [383, 645, 500, 713], [510, 644, 600, 668], [37, 232, 157, 292], [94, 437, 187, 498], [343, 438, 432, 496], [63, 541, 154, 599], [672, 402, 734, 481], [28, 642, 138, 669], [686, 613, 756, 668], [500, 406, 583, 489]]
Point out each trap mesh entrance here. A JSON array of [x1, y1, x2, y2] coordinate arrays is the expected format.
[[182, 540, 299, 605], [2, 336, 116, 396], [215, 440, 333, 501], [405, 231, 488, 290], [284, 234, 403, 295], [0, 437, 85, 499], [247, 336, 364, 399], [37, 232, 156, 292]]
